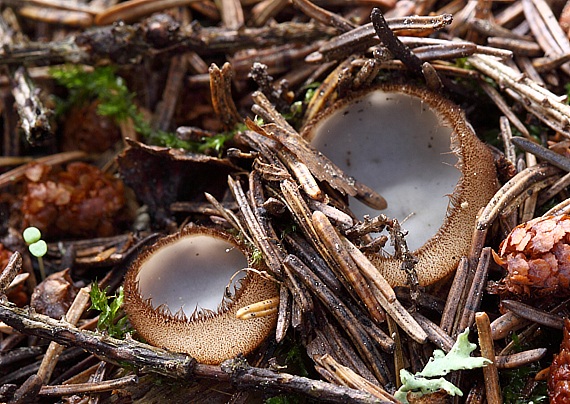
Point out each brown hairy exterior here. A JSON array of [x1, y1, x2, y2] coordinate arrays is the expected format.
[[303, 84, 498, 287], [123, 225, 277, 364]]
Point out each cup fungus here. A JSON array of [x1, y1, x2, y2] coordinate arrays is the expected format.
[[301, 84, 497, 287], [123, 225, 278, 364]]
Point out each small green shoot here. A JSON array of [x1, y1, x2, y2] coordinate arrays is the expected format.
[[455, 57, 473, 70], [90, 283, 130, 339], [23, 226, 47, 280], [283, 82, 321, 128], [195, 131, 235, 156], [280, 224, 298, 241], [251, 247, 264, 265], [265, 396, 302, 404], [394, 328, 491, 403]]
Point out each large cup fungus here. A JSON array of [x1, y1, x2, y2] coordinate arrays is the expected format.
[[302, 84, 498, 287], [123, 225, 277, 364]]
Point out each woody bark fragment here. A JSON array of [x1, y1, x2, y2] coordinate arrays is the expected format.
[[476, 312, 502, 404], [11, 66, 52, 145]]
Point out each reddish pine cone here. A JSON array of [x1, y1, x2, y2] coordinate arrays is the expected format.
[[62, 101, 121, 153], [494, 215, 570, 296], [21, 162, 126, 238], [550, 318, 570, 403]]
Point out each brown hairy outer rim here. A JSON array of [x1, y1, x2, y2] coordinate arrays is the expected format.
[[301, 83, 498, 287], [123, 224, 278, 364]]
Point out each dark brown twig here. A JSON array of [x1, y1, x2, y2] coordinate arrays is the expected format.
[[283, 254, 393, 385], [0, 19, 335, 66], [440, 257, 469, 335], [477, 163, 561, 230], [370, 8, 423, 77], [494, 348, 547, 369], [481, 81, 531, 140], [0, 299, 385, 403], [291, 0, 355, 33], [490, 310, 530, 340], [476, 312, 502, 404], [36, 286, 92, 384], [220, 356, 389, 403], [308, 14, 453, 63], [39, 374, 138, 397], [511, 137, 570, 172], [0, 252, 22, 294], [312, 211, 386, 324], [456, 248, 492, 335], [501, 300, 564, 329], [209, 63, 242, 129], [411, 312, 454, 352], [228, 176, 284, 276]]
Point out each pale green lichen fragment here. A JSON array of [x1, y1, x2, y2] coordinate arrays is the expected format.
[[396, 370, 462, 402], [394, 328, 491, 403]]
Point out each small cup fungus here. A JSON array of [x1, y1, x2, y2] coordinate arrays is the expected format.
[[302, 84, 497, 286], [123, 225, 278, 364]]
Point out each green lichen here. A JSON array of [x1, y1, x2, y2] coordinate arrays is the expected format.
[[395, 328, 491, 403]]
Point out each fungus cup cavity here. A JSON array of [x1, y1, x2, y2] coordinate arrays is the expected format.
[[124, 225, 278, 364], [302, 84, 497, 286]]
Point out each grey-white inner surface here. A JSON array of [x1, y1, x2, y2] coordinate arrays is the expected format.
[[310, 91, 460, 251], [137, 235, 247, 315]]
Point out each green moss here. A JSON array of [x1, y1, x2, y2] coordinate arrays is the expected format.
[[51, 65, 135, 120], [501, 334, 549, 404], [265, 396, 302, 404], [455, 57, 474, 70], [283, 82, 321, 129], [264, 343, 315, 404], [90, 283, 131, 339], [502, 365, 548, 404], [50, 65, 235, 154]]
